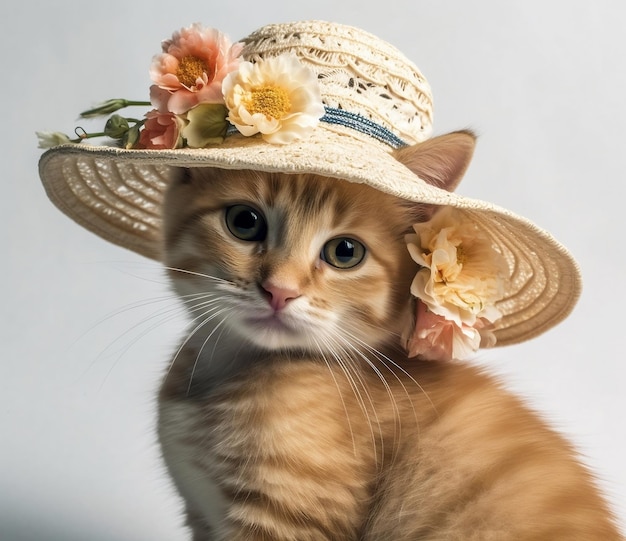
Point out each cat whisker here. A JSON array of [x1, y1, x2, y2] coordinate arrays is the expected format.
[[206, 312, 237, 363], [183, 296, 224, 316], [315, 331, 391, 468], [72, 292, 188, 350], [310, 336, 359, 459], [76, 293, 198, 386], [162, 266, 235, 285], [315, 333, 383, 463], [323, 329, 397, 466], [165, 301, 232, 384], [342, 326, 438, 419], [186, 307, 234, 396], [338, 328, 425, 452], [167, 293, 251, 396]]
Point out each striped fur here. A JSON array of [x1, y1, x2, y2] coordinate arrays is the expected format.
[[157, 145, 622, 539]]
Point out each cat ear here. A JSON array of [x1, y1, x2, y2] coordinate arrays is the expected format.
[[393, 130, 476, 193]]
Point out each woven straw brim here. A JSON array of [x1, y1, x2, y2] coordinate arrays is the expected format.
[[38, 127, 581, 347]]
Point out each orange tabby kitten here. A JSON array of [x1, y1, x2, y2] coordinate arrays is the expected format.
[[158, 132, 622, 540]]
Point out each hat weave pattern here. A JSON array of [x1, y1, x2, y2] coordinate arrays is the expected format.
[[240, 22, 434, 145]]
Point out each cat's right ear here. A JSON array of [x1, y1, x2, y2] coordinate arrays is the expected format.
[[393, 130, 476, 193], [393, 130, 476, 222]]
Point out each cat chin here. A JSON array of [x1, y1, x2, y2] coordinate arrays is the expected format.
[[223, 312, 318, 352], [240, 331, 311, 352]]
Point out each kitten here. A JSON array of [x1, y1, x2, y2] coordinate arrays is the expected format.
[[158, 131, 622, 540]]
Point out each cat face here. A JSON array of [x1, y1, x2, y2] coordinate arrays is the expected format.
[[162, 168, 419, 354]]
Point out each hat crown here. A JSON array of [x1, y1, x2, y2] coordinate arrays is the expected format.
[[240, 21, 433, 146]]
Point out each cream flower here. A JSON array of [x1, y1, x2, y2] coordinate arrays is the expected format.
[[406, 207, 508, 328], [36, 131, 72, 148], [222, 53, 325, 145], [150, 23, 243, 115]]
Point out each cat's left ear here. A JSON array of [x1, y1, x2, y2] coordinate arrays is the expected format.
[[393, 130, 476, 193]]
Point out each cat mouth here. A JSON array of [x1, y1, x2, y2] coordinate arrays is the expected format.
[[238, 312, 311, 350], [244, 313, 298, 333]]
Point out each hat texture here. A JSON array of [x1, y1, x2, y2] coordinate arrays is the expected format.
[[38, 20, 581, 348]]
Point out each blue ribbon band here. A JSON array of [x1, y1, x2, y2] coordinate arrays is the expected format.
[[320, 107, 408, 149], [226, 106, 409, 149]]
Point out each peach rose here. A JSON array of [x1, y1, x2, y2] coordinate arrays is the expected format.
[[138, 110, 186, 149], [150, 23, 243, 114]]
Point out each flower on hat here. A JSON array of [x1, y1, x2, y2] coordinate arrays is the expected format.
[[36, 25, 325, 150], [223, 53, 325, 145], [36, 131, 73, 148], [137, 110, 187, 150], [407, 300, 481, 361], [405, 207, 507, 361], [150, 23, 243, 115]]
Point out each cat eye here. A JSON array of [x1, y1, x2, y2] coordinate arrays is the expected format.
[[321, 237, 366, 269], [225, 205, 267, 242]]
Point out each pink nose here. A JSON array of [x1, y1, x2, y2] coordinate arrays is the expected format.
[[261, 280, 300, 311]]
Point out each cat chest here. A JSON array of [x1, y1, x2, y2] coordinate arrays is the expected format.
[[157, 363, 383, 529]]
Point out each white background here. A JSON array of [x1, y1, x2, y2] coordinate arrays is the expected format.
[[2, 1, 625, 539]]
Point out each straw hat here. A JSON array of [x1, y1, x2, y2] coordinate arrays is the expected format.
[[37, 20, 581, 349]]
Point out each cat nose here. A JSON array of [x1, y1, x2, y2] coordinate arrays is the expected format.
[[260, 280, 301, 311]]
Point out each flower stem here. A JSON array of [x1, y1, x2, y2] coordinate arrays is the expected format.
[[80, 99, 152, 118], [72, 128, 107, 142]]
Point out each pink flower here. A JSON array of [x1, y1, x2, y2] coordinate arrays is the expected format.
[[407, 300, 485, 361], [150, 23, 243, 114], [149, 85, 173, 113], [138, 110, 186, 149]]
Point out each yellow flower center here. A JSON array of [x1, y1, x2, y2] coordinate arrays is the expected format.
[[245, 85, 291, 119], [176, 55, 210, 88]]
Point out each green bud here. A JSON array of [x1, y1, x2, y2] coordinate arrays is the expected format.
[[80, 99, 151, 118], [104, 115, 130, 139], [80, 99, 130, 118], [122, 123, 142, 149]]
